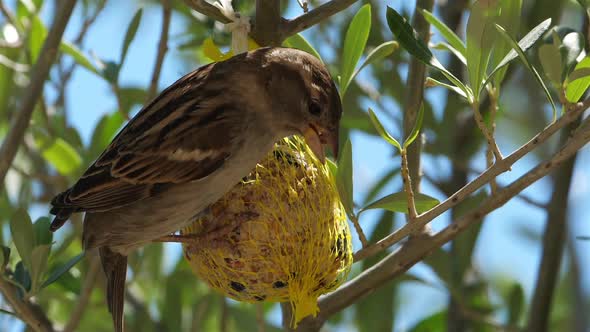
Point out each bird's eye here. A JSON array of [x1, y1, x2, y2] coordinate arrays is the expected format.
[[309, 101, 322, 116]]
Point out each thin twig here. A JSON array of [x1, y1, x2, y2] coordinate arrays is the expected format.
[[0, 0, 77, 184], [353, 99, 590, 262], [349, 214, 368, 247], [401, 149, 418, 219], [0, 2, 18, 28], [256, 304, 265, 332], [146, 0, 172, 102], [472, 101, 503, 161], [282, 0, 361, 37], [0, 276, 54, 332], [487, 88, 500, 193], [63, 256, 101, 332]]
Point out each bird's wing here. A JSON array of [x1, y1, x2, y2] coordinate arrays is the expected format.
[[51, 62, 246, 218]]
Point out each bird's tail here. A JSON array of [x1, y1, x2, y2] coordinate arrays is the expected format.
[[99, 247, 127, 332]]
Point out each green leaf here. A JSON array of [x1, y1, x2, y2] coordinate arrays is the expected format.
[[340, 4, 371, 97], [507, 283, 525, 325], [360, 192, 439, 214], [14, 261, 31, 294], [120, 8, 143, 68], [539, 43, 562, 85], [42, 252, 85, 288], [0, 246, 10, 268], [566, 56, 590, 102], [466, 0, 500, 97], [10, 209, 34, 274], [567, 67, 590, 83], [386, 7, 472, 101], [426, 77, 468, 99], [494, 23, 557, 119], [386, 7, 432, 65], [28, 15, 45, 63], [60, 41, 100, 76], [491, 0, 522, 85], [37, 137, 82, 175], [349, 41, 398, 91], [367, 108, 401, 151], [421, 9, 466, 56], [30, 244, 51, 293], [488, 18, 552, 81], [88, 111, 125, 159], [335, 139, 354, 217], [33, 217, 52, 246], [409, 311, 446, 332], [283, 34, 322, 61], [432, 42, 467, 65], [403, 104, 425, 148]]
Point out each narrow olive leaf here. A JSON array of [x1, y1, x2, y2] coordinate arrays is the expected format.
[[60, 41, 100, 76], [10, 209, 35, 274], [491, 0, 522, 85], [28, 15, 45, 64], [538, 43, 562, 85], [488, 18, 552, 80], [426, 77, 468, 99], [386, 7, 433, 65], [42, 252, 85, 289], [349, 41, 398, 87], [340, 4, 371, 97], [30, 244, 51, 293], [466, 0, 500, 97], [359, 192, 439, 214], [120, 8, 143, 68], [432, 42, 467, 65], [568, 67, 590, 83], [403, 104, 425, 148], [367, 108, 401, 151], [494, 24, 557, 119], [421, 9, 466, 56], [566, 56, 590, 102], [335, 139, 354, 217], [33, 217, 52, 246], [283, 34, 322, 61], [507, 283, 525, 325], [387, 7, 473, 101]]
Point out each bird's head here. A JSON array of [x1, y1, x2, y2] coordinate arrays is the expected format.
[[259, 47, 342, 163]]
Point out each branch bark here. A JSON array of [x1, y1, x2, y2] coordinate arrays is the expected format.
[[0, 277, 54, 332], [353, 100, 589, 262], [282, 0, 361, 37], [146, 0, 172, 102], [526, 119, 580, 332], [182, 0, 230, 23], [0, 0, 77, 183], [308, 111, 590, 321], [253, 0, 282, 46]]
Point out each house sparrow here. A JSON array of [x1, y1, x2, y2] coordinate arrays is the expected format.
[[49, 47, 342, 332]]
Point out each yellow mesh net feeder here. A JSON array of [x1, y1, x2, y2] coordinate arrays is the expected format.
[[180, 136, 352, 327]]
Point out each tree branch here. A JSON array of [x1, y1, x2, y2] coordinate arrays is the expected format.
[[146, 0, 172, 102], [526, 119, 580, 332], [282, 0, 361, 37], [253, 0, 282, 46], [309, 112, 590, 320], [63, 256, 101, 332], [0, 0, 77, 183], [353, 100, 590, 262], [0, 277, 54, 332], [182, 0, 231, 24]]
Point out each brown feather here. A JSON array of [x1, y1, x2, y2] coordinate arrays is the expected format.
[[99, 247, 127, 332]]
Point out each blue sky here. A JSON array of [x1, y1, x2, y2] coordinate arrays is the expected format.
[[4, 0, 590, 330]]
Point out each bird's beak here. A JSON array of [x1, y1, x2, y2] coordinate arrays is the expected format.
[[303, 125, 339, 163]]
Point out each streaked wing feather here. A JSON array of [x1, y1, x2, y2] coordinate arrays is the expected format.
[[51, 61, 244, 214]]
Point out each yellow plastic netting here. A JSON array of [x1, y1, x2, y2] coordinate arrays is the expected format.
[[181, 136, 352, 327]]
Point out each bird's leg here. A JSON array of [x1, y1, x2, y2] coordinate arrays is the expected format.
[[155, 211, 259, 245]]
